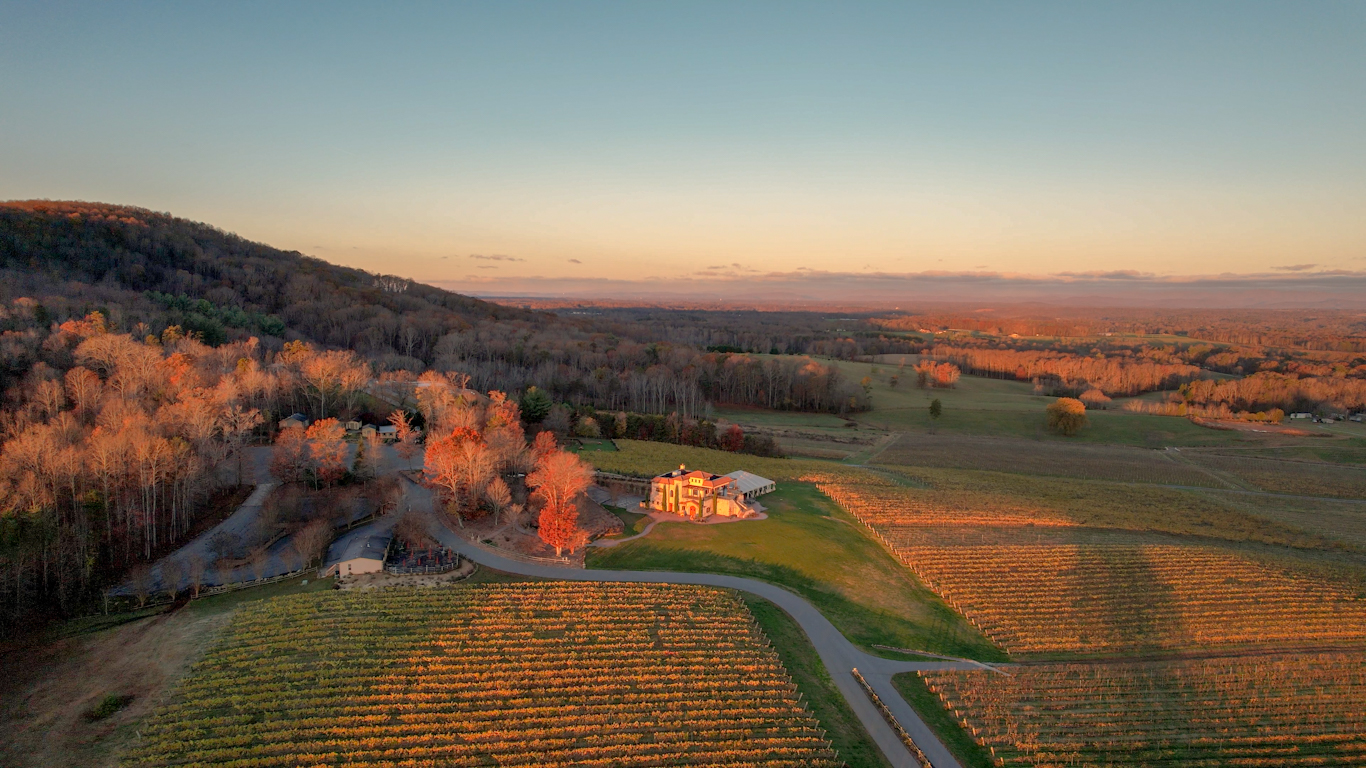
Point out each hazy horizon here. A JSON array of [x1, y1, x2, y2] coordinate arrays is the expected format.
[[3, 2, 1365, 305]]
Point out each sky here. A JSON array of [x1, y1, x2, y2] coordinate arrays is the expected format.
[[3, 2, 1365, 303]]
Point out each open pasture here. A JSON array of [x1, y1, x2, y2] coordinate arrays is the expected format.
[[918, 652, 1366, 767], [876, 433, 1225, 487], [122, 583, 839, 768]]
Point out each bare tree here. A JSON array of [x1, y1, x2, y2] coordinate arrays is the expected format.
[[293, 519, 333, 569], [128, 564, 154, 608], [187, 553, 207, 597], [248, 547, 269, 581], [161, 558, 185, 601]]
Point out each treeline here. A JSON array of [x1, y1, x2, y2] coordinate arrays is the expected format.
[[929, 346, 1203, 397], [871, 308, 1366, 352], [531, 399, 782, 458], [1177, 373, 1366, 415], [440, 335, 871, 416]]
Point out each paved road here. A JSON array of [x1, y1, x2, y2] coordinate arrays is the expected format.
[[405, 480, 970, 768]]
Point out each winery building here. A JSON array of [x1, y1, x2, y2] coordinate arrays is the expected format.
[[648, 465, 774, 520]]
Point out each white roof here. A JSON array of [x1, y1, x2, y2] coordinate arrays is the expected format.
[[724, 470, 774, 495]]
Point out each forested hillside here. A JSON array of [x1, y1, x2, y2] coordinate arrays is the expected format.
[[0, 201, 874, 628], [0, 201, 868, 416]]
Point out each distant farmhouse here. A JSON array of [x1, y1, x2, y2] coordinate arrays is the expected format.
[[648, 465, 774, 520]]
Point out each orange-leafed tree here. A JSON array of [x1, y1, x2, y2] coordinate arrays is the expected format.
[[271, 425, 310, 483], [1046, 397, 1089, 436], [527, 448, 593, 557], [389, 409, 419, 468], [423, 427, 492, 527], [305, 418, 349, 486], [719, 424, 744, 452]]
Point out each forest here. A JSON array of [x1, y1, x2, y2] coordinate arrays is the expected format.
[[0, 201, 869, 415]]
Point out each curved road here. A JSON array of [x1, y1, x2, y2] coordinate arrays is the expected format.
[[408, 481, 972, 768]]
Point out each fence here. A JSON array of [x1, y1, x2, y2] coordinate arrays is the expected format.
[[466, 538, 577, 568], [105, 567, 311, 614], [385, 548, 462, 575], [851, 667, 936, 768]]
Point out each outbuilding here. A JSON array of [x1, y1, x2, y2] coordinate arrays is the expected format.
[[321, 531, 392, 577], [723, 470, 776, 500]]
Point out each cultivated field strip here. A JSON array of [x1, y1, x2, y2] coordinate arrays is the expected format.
[[877, 434, 1225, 488], [1185, 453, 1366, 499], [920, 652, 1366, 766], [824, 484, 1366, 655], [123, 583, 839, 768]]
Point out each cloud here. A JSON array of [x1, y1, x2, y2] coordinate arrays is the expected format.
[[476, 265, 498, 270], [568, 258, 582, 264], [1273, 263, 1318, 271], [428, 267, 1366, 309], [469, 254, 524, 262], [1052, 270, 1151, 280]]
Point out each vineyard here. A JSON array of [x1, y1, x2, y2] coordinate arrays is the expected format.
[[1184, 452, 1366, 499], [821, 483, 1366, 655], [875, 434, 1224, 488], [919, 652, 1366, 766], [122, 583, 840, 767]]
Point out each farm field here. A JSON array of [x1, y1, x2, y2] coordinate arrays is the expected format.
[[1208, 493, 1366, 551], [820, 481, 1366, 655], [916, 652, 1366, 766], [1183, 451, 1366, 498], [854, 466, 1323, 547], [876, 433, 1226, 487], [587, 482, 1002, 660], [123, 583, 841, 768]]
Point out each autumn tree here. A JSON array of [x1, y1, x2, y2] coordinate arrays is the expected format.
[[1047, 397, 1089, 436], [424, 427, 493, 527], [270, 426, 311, 483], [719, 424, 744, 452], [305, 418, 349, 487], [389, 409, 419, 469], [527, 448, 593, 557]]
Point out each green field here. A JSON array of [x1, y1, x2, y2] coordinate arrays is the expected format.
[[586, 481, 1005, 661], [891, 673, 996, 768], [817, 357, 1258, 447]]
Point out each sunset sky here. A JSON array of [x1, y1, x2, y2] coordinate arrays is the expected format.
[[3, 2, 1365, 299]]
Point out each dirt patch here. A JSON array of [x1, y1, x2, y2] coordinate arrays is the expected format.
[[0, 609, 230, 768]]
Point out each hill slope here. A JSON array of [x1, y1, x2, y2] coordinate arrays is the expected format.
[[0, 200, 538, 366]]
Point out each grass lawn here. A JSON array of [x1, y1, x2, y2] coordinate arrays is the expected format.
[[586, 482, 1005, 661], [187, 574, 338, 617], [745, 594, 892, 768], [603, 504, 651, 536], [890, 673, 996, 768]]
